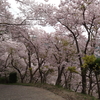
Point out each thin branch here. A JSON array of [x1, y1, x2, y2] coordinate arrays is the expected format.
[[0, 23, 29, 26]]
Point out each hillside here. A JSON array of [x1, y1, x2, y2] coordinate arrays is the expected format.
[[16, 83, 99, 100]]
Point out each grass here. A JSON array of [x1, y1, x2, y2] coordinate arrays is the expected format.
[[4, 83, 99, 100]]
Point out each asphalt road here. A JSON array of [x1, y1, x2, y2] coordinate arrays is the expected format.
[[0, 84, 66, 100]]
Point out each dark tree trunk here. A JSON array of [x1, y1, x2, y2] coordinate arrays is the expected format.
[[88, 70, 92, 95], [63, 72, 68, 89], [39, 67, 43, 83], [28, 50, 33, 83], [81, 67, 87, 94], [56, 66, 65, 86], [95, 72, 100, 99]]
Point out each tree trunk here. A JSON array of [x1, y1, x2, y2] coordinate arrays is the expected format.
[[28, 50, 33, 83], [39, 67, 43, 83], [81, 67, 87, 94], [56, 66, 65, 86], [95, 72, 100, 99], [63, 72, 68, 89], [88, 70, 92, 95]]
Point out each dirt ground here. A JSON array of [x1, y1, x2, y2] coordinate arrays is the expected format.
[[0, 84, 66, 100]]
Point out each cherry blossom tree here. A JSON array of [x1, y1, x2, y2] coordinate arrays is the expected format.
[[1, 0, 100, 98], [0, 41, 29, 83], [17, 0, 100, 94], [9, 25, 54, 83]]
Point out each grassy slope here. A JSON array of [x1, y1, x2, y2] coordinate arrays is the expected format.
[[13, 83, 99, 100]]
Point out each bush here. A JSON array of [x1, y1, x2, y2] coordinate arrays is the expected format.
[[0, 77, 9, 83], [9, 72, 17, 83]]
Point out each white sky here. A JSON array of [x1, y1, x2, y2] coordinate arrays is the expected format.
[[7, 0, 20, 16]]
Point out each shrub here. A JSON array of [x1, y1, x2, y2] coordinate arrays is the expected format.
[[0, 77, 9, 83], [9, 72, 17, 83]]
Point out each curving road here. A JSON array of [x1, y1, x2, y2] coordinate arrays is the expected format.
[[0, 84, 66, 100]]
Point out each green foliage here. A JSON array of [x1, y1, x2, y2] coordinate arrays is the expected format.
[[82, 55, 96, 68], [48, 68, 54, 73], [82, 55, 100, 74], [67, 66, 78, 73], [92, 58, 100, 74], [29, 67, 32, 71], [61, 39, 69, 46], [81, 4, 85, 9], [9, 72, 17, 83], [44, 65, 49, 68]]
